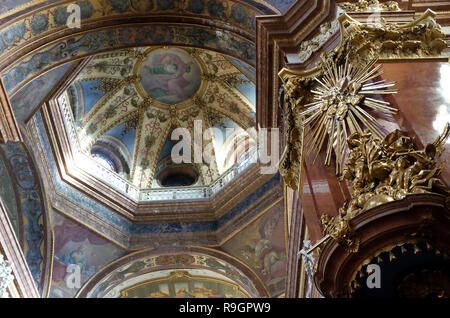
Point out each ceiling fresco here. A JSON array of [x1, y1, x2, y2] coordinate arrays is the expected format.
[[0, 0, 280, 95], [50, 210, 128, 298], [76, 248, 270, 298], [2, 24, 255, 95], [0, 0, 287, 17], [10, 62, 75, 123], [138, 48, 202, 104], [112, 269, 249, 298], [221, 199, 287, 297], [66, 46, 256, 189]]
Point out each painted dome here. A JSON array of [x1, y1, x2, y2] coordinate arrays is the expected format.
[[62, 46, 257, 191]]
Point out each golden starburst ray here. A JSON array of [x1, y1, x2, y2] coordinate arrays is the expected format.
[[302, 57, 397, 175]]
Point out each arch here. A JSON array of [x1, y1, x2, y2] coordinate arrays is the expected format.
[[91, 134, 132, 175], [0, 141, 53, 297], [221, 127, 256, 171], [0, 0, 263, 95], [76, 246, 271, 298]]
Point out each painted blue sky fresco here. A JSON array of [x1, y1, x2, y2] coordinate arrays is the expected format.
[[104, 122, 136, 156], [81, 80, 105, 113], [10, 62, 73, 123]]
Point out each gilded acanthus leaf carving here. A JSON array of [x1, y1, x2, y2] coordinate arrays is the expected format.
[[339, 0, 400, 12], [339, 11, 447, 65], [298, 20, 340, 63], [278, 77, 309, 190], [319, 124, 450, 251]]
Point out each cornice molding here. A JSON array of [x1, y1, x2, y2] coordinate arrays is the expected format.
[[256, 0, 333, 129]]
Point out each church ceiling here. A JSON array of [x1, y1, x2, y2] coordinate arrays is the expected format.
[[0, 1, 293, 298], [10, 62, 75, 124], [0, 0, 291, 17], [0, 0, 287, 94], [68, 46, 256, 189]]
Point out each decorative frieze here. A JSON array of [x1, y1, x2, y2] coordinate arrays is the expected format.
[[340, 11, 446, 64], [338, 0, 400, 12]]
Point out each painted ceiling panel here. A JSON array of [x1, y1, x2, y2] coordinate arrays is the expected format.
[[263, 0, 296, 13], [131, 107, 172, 188], [235, 74, 257, 106], [80, 80, 105, 114], [0, 0, 285, 16], [50, 210, 128, 298], [108, 269, 249, 298], [225, 56, 256, 82], [10, 62, 74, 123], [103, 122, 135, 156], [158, 136, 175, 161]]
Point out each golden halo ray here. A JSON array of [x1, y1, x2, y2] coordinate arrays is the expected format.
[[301, 57, 397, 175]]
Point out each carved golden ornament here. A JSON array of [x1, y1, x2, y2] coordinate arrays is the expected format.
[[317, 124, 450, 252], [342, 124, 450, 214], [304, 125, 450, 253], [339, 0, 400, 12], [321, 206, 360, 252], [279, 10, 446, 191], [339, 10, 447, 64], [298, 20, 340, 63], [303, 57, 397, 175]]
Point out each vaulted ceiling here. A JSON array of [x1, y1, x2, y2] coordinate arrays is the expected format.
[[66, 47, 256, 189], [0, 0, 295, 299]]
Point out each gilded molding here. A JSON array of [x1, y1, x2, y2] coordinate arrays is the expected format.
[[339, 10, 447, 64], [298, 20, 340, 63], [338, 0, 400, 12]]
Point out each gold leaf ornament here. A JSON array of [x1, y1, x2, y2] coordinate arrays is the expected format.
[[302, 57, 397, 175]]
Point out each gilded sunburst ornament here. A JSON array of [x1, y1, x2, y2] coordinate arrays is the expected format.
[[302, 58, 397, 174]]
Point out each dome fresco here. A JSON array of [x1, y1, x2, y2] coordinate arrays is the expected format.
[[64, 46, 257, 189], [138, 48, 202, 104]]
